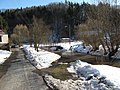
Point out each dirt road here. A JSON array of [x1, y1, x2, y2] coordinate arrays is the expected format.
[[0, 49, 48, 90]]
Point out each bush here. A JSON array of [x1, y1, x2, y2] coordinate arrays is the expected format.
[[0, 43, 10, 51]]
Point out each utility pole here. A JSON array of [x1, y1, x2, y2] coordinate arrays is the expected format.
[[115, 0, 117, 8]]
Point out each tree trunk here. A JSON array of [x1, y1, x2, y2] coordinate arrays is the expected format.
[[34, 42, 37, 51], [101, 44, 107, 55], [36, 44, 39, 52], [108, 46, 118, 59]]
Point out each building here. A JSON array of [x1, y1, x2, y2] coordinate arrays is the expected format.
[[60, 38, 71, 42], [0, 29, 8, 44]]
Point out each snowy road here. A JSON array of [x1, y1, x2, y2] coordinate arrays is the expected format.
[[0, 49, 48, 90]]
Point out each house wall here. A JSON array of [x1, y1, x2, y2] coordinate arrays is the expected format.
[[0, 34, 8, 44]]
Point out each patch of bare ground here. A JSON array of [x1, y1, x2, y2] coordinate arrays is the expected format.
[[0, 51, 18, 78], [34, 64, 73, 80], [35, 51, 120, 80]]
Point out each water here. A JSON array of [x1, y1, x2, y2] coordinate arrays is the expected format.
[[55, 51, 120, 68]]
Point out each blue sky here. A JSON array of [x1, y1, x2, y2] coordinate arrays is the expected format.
[[0, 0, 92, 9]]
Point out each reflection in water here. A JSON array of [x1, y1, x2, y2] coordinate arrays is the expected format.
[[54, 51, 120, 68]]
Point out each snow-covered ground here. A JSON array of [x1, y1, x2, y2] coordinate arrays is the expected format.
[[48, 41, 120, 59], [23, 42, 120, 89], [40, 41, 83, 51], [44, 74, 120, 90], [39, 41, 120, 59], [57, 41, 83, 50], [47, 41, 93, 54], [0, 50, 12, 64], [23, 45, 61, 69], [67, 60, 120, 89]]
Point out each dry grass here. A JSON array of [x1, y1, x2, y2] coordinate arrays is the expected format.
[[40, 64, 72, 80], [36, 50, 120, 80]]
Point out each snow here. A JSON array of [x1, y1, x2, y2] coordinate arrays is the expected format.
[[67, 60, 120, 89], [23, 45, 61, 69], [0, 50, 12, 64], [47, 41, 93, 53], [50, 47, 57, 51], [113, 50, 120, 59], [70, 44, 92, 53], [92, 65, 120, 87], [44, 74, 120, 90], [39, 41, 94, 54], [58, 41, 83, 50], [40, 41, 83, 51], [40, 41, 120, 59], [23, 42, 120, 89]]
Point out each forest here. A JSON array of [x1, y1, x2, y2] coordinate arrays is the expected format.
[[0, 1, 94, 39], [0, 0, 120, 58]]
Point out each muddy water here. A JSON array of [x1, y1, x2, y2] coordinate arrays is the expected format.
[[54, 51, 120, 68]]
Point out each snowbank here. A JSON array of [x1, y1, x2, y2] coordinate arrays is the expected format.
[[44, 74, 120, 90], [92, 65, 120, 88], [48, 41, 93, 54], [44, 74, 87, 90], [39, 41, 94, 54], [40, 41, 83, 51], [113, 50, 120, 59], [58, 41, 83, 50], [67, 60, 120, 89], [23, 45, 61, 69], [0, 50, 12, 64]]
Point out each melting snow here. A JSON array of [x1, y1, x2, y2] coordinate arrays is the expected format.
[[23, 45, 61, 69], [0, 50, 11, 64], [67, 60, 120, 89]]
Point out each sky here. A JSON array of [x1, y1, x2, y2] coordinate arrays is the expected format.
[[0, 0, 92, 9]]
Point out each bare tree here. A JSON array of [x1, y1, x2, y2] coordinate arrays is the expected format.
[[76, 0, 120, 58], [11, 24, 29, 46], [10, 33, 19, 45], [32, 16, 51, 51], [75, 18, 101, 51], [97, 0, 120, 58]]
